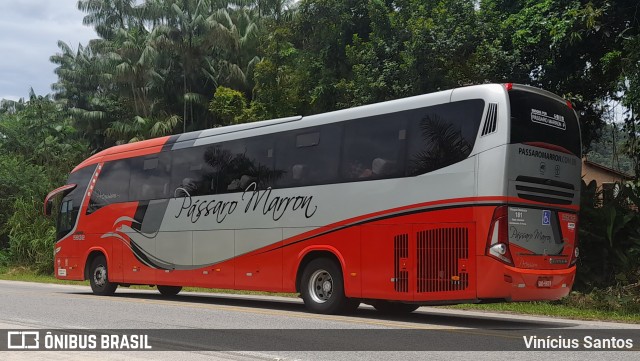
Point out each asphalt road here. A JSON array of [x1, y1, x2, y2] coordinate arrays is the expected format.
[[0, 280, 638, 360]]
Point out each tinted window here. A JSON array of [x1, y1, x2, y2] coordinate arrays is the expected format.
[[406, 99, 485, 176], [341, 114, 406, 181], [57, 165, 96, 239], [171, 147, 214, 197], [130, 152, 172, 201], [87, 160, 131, 214], [222, 135, 276, 192], [275, 124, 342, 188], [161, 99, 485, 194], [509, 90, 581, 156]]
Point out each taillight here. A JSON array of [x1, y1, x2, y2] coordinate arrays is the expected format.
[[504, 83, 513, 91], [486, 205, 513, 265], [566, 100, 573, 109], [570, 219, 579, 266]]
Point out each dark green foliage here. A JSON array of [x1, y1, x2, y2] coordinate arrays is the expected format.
[[576, 180, 640, 291], [4, 197, 57, 274], [586, 122, 635, 176], [0, 94, 89, 272], [209, 86, 248, 125]]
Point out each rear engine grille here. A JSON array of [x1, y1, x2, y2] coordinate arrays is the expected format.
[[417, 227, 469, 293], [515, 176, 575, 205]]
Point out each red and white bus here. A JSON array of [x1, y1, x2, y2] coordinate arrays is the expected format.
[[45, 83, 581, 314]]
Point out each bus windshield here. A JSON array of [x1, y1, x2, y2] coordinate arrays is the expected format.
[[509, 89, 581, 157]]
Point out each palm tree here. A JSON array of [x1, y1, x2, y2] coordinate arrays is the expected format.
[[50, 41, 113, 149], [145, 0, 219, 132], [105, 113, 182, 143], [207, 7, 261, 93], [77, 0, 138, 40], [108, 27, 161, 118]]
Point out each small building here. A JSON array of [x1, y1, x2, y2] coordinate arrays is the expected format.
[[582, 157, 635, 203]]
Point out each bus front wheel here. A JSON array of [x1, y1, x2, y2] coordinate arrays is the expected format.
[[300, 258, 358, 314], [89, 255, 117, 296], [157, 286, 182, 296]]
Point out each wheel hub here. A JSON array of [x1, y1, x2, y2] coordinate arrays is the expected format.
[[308, 269, 334, 304], [93, 266, 106, 287]]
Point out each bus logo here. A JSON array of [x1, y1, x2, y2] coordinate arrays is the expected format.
[[542, 210, 551, 225], [539, 162, 546, 175]]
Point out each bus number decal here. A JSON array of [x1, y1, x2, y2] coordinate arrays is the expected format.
[[530, 108, 566, 130]]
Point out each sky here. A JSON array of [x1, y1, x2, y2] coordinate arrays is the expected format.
[[0, 0, 98, 101]]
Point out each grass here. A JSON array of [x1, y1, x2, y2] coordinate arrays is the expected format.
[[0, 266, 88, 285], [1, 267, 638, 323], [447, 302, 640, 324]]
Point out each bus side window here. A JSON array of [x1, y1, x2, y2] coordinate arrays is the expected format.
[[129, 153, 172, 201], [57, 199, 73, 238], [219, 135, 274, 193], [171, 147, 211, 197], [405, 99, 484, 176], [87, 160, 131, 214], [341, 114, 406, 181], [274, 124, 341, 188], [56, 164, 95, 238]]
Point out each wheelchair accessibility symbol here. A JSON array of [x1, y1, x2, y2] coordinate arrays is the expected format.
[[542, 210, 551, 225]]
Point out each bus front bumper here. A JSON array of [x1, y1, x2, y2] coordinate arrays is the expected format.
[[55, 256, 83, 280]]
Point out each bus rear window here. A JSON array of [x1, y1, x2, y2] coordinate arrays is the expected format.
[[509, 90, 581, 156]]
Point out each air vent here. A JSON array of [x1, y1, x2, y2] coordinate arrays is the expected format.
[[393, 234, 409, 292], [417, 227, 469, 293], [481, 103, 498, 136], [515, 176, 575, 205]]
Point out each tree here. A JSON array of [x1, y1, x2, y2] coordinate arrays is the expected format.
[[0, 93, 88, 255], [207, 7, 261, 94], [209, 86, 247, 125]]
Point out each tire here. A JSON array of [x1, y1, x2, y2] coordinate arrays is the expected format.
[[157, 285, 182, 296], [300, 258, 355, 314], [89, 255, 117, 296], [372, 301, 419, 314]]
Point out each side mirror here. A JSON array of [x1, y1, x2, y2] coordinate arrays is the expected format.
[[44, 184, 77, 216]]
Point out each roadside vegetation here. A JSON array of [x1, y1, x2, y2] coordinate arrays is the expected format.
[[1, 0, 640, 322]]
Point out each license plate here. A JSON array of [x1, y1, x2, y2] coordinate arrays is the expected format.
[[537, 277, 552, 288]]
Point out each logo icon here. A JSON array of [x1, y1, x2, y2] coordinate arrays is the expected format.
[[542, 210, 551, 225], [7, 331, 39, 349], [539, 162, 546, 175]]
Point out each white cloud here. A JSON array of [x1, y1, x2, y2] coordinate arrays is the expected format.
[[0, 0, 97, 100]]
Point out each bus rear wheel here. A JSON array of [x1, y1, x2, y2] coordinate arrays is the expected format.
[[300, 258, 358, 314], [89, 255, 117, 296], [372, 301, 419, 314], [157, 285, 182, 296]]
